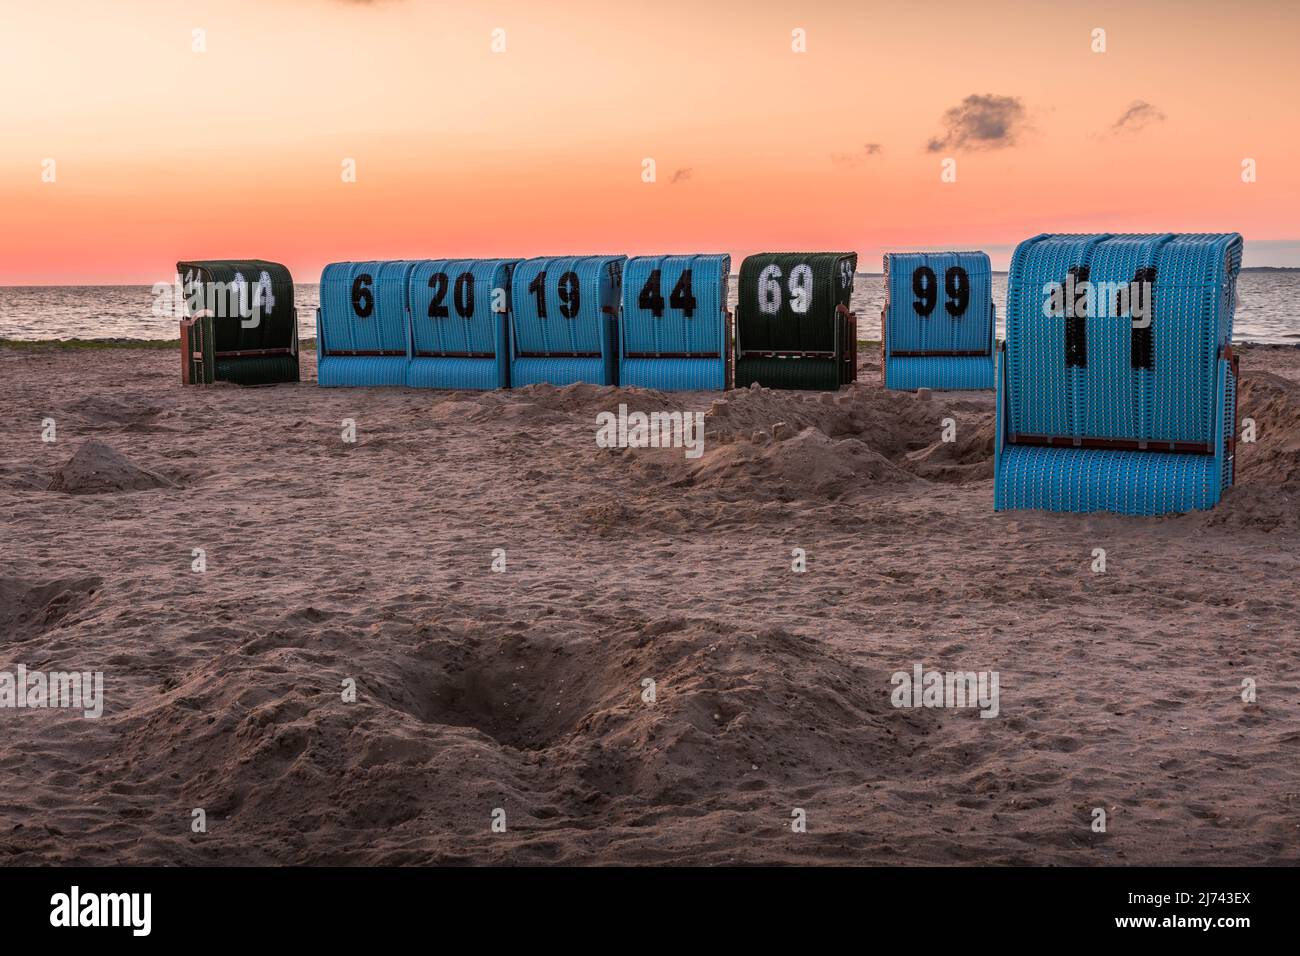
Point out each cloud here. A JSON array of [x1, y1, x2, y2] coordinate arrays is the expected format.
[[669, 168, 692, 184], [831, 143, 883, 168], [1110, 100, 1166, 134], [925, 95, 1026, 152]]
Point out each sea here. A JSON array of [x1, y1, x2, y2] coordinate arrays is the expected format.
[[2, 272, 1298, 344]]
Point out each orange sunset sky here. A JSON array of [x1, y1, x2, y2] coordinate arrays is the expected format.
[[1, 0, 1297, 284]]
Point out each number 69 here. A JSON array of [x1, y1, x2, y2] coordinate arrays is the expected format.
[[757, 263, 814, 315]]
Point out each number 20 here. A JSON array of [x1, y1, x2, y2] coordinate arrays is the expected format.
[[427, 271, 475, 319]]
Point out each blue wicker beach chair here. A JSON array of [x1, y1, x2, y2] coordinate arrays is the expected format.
[[509, 256, 625, 386], [881, 251, 994, 390], [317, 261, 415, 387], [994, 233, 1242, 515], [619, 254, 731, 390], [407, 259, 517, 390]]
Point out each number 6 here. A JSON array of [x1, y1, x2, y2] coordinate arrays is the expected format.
[[351, 273, 374, 318], [758, 264, 782, 314]]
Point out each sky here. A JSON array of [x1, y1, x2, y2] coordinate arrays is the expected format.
[[1, 0, 1297, 284]]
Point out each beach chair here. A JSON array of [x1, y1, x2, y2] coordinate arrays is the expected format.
[[733, 253, 857, 390], [994, 232, 1242, 515], [509, 256, 625, 386], [317, 261, 415, 387], [406, 259, 518, 389], [881, 251, 995, 390], [619, 254, 731, 390], [177, 260, 298, 385]]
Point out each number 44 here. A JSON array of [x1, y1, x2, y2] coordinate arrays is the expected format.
[[638, 268, 697, 318]]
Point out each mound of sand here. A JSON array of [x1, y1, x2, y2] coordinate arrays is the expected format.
[[702, 384, 994, 483], [703, 384, 918, 449], [1197, 371, 1300, 529], [431, 381, 995, 500], [684, 426, 914, 499], [423, 383, 686, 431], [477, 382, 674, 418], [0, 575, 103, 643], [47, 440, 174, 494], [904, 418, 996, 483], [1235, 372, 1300, 489], [100, 612, 912, 862], [598, 384, 994, 500]]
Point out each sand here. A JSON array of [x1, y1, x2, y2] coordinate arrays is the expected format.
[[1, 342, 1298, 865]]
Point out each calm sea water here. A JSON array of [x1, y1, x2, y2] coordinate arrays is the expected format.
[[2, 273, 1298, 344]]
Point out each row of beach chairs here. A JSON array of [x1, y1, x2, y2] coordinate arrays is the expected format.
[[312, 253, 859, 392], [178, 253, 859, 392], [175, 232, 1242, 515]]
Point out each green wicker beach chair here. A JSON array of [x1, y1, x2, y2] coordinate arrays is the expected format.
[[177, 260, 299, 385], [734, 253, 857, 390]]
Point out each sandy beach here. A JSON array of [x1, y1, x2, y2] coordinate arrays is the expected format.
[[1, 341, 1298, 865]]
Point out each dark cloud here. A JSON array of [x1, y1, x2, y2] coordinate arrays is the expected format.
[[925, 94, 1026, 152], [1111, 100, 1166, 134], [831, 143, 883, 168], [669, 168, 692, 184]]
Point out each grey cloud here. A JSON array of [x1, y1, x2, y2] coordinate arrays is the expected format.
[[926, 95, 1026, 152], [1111, 100, 1166, 134]]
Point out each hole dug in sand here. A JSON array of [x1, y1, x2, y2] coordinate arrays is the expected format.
[[394, 631, 610, 752], [103, 616, 923, 862], [378, 617, 920, 808]]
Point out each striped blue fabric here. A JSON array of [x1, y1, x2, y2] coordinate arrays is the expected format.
[[619, 358, 727, 391], [885, 355, 995, 390], [996, 444, 1223, 514], [509, 256, 625, 386], [882, 251, 994, 391], [317, 260, 414, 387], [619, 254, 730, 390], [407, 259, 517, 389], [317, 354, 409, 387], [995, 232, 1243, 514]]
